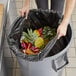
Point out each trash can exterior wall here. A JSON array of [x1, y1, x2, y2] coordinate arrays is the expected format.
[[17, 52, 68, 76]]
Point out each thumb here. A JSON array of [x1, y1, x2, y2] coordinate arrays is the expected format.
[[57, 29, 61, 39], [57, 33, 61, 39]]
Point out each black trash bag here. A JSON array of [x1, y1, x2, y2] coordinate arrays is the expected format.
[[47, 24, 72, 57], [7, 9, 63, 61]]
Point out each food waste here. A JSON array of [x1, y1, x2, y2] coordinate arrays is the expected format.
[[20, 26, 56, 55]]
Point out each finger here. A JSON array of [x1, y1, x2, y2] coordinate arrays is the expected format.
[[57, 28, 61, 39], [25, 11, 29, 19], [19, 9, 25, 17], [21, 11, 25, 17], [58, 32, 65, 39]]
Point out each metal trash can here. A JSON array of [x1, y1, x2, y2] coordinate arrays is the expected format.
[[7, 10, 72, 76]]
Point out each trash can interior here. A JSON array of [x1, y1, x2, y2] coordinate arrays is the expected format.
[[7, 9, 72, 61]]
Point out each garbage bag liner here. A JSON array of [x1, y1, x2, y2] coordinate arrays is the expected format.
[[7, 9, 72, 61]]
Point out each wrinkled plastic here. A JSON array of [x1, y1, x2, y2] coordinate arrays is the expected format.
[[7, 9, 66, 61]]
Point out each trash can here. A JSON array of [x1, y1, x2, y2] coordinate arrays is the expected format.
[[7, 9, 72, 76]]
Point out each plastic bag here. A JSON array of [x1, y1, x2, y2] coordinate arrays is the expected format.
[[7, 9, 62, 61]]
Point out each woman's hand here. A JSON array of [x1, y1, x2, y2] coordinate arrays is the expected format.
[[20, 6, 29, 19], [57, 21, 68, 39], [20, 0, 30, 19], [57, 0, 75, 39]]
